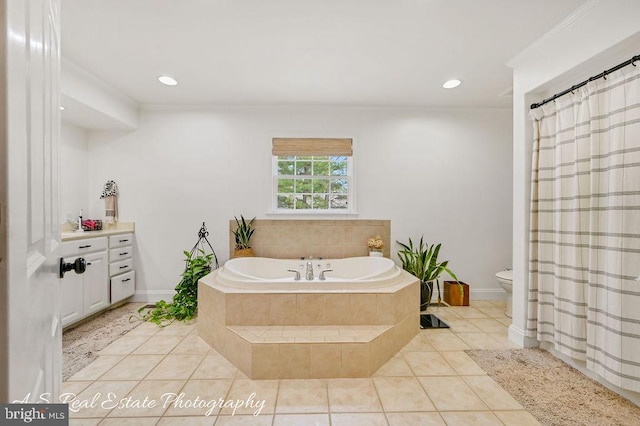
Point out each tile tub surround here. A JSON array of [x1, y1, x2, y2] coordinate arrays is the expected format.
[[229, 219, 391, 259], [198, 269, 419, 379]]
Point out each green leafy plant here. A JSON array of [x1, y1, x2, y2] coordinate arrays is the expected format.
[[132, 249, 213, 326], [231, 215, 256, 250], [396, 236, 462, 310]]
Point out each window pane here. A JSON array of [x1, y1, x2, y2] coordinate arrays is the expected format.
[[313, 161, 329, 176], [313, 179, 329, 193], [330, 195, 348, 209], [313, 195, 329, 209], [278, 161, 295, 175], [278, 178, 294, 193], [330, 160, 347, 176], [296, 179, 312, 193], [330, 178, 348, 193], [278, 194, 295, 209], [295, 194, 312, 209], [296, 161, 312, 175]]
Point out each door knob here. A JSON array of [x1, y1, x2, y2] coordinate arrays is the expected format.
[[59, 257, 87, 278]]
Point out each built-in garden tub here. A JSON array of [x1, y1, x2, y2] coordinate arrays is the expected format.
[[198, 256, 419, 379]]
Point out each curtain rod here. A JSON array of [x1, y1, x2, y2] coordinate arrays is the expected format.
[[530, 54, 640, 110]]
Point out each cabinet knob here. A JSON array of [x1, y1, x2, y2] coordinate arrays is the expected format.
[[59, 257, 86, 278]]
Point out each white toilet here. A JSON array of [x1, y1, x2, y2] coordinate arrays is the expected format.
[[495, 269, 513, 318]]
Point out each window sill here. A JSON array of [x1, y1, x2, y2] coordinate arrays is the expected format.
[[266, 211, 359, 218]]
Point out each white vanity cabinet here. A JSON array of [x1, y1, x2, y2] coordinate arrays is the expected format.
[[109, 233, 136, 304], [60, 237, 109, 327]]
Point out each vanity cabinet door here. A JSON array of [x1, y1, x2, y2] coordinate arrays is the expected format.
[[60, 268, 84, 327], [83, 250, 110, 316]]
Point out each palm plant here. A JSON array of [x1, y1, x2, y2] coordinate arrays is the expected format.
[[396, 236, 462, 310], [231, 215, 255, 250]]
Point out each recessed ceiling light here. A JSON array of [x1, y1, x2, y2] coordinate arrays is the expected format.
[[443, 79, 462, 89], [158, 75, 178, 86]]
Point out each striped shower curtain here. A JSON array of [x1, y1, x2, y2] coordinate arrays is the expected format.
[[527, 63, 640, 392]]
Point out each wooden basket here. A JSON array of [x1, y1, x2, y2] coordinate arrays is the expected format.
[[443, 281, 469, 306]]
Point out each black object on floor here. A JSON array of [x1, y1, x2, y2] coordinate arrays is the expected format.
[[420, 313, 450, 329]]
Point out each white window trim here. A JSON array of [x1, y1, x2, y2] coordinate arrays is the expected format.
[[270, 154, 357, 215]]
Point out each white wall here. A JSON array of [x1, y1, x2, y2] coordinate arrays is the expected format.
[[85, 106, 512, 302], [60, 121, 90, 223]]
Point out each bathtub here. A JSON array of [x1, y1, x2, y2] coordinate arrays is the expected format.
[[213, 256, 404, 291]]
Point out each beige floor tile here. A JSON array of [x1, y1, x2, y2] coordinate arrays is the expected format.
[[124, 321, 162, 336], [163, 379, 233, 417], [62, 380, 93, 396], [98, 335, 150, 355], [154, 321, 197, 336], [455, 333, 505, 350], [215, 414, 274, 425], [387, 412, 446, 426], [449, 307, 489, 319], [67, 380, 139, 418], [106, 379, 185, 418], [439, 411, 503, 425], [99, 355, 164, 381], [468, 301, 496, 308], [99, 418, 159, 425], [326, 379, 382, 413], [276, 380, 328, 414], [220, 379, 279, 415], [442, 351, 486, 376], [445, 319, 483, 333], [403, 351, 457, 376], [156, 416, 218, 425], [487, 332, 519, 349], [273, 413, 330, 426], [373, 354, 414, 377], [425, 334, 471, 351], [418, 376, 488, 411], [400, 334, 437, 352], [331, 413, 389, 426], [463, 376, 523, 410], [373, 377, 435, 412], [488, 300, 507, 308], [145, 354, 205, 380], [470, 318, 508, 333], [131, 335, 184, 355], [476, 307, 509, 319], [69, 419, 101, 426], [495, 317, 513, 326], [191, 353, 239, 379], [67, 356, 125, 382], [170, 334, 213, 354], [493, 410, 542, 426]]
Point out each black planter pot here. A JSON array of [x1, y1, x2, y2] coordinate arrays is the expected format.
[[420, 280, 434, 311]]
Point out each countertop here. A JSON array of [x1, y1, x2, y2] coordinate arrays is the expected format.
[[61, 222, 135, 242]]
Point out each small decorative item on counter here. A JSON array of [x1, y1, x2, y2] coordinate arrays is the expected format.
[[232, 215, 256, 257], [81, 219, 103, 231], [367, 235, 384, 257], [100, 180, 119, 224]]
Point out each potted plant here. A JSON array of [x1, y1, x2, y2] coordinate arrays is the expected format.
[[396, 236, 463, 312], [133, 249, 214, 326], [231, 215, 256, 257]]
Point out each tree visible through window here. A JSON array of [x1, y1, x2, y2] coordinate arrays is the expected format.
[[274, 155, 351, 211]]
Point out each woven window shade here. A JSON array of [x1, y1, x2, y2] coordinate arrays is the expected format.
[[272, 138, 353, 157]]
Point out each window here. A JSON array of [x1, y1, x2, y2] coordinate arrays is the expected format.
[[272, 138, 354, 213]]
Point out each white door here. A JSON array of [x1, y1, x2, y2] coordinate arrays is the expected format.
[[83, 250, 109, 315], [2, 0, 62, 402]]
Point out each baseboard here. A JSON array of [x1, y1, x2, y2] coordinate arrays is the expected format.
[[508, 324, 540, 348], [129, 290, 175, 304], [469, 288, 507, 301]]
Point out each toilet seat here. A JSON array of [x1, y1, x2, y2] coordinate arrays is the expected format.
[[495, 270, 512, 282]]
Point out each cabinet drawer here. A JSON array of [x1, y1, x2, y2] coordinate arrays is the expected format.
[[59, 237, 108, 257], [111, 271, 135, 304], [109, 233, 133, 248], [109, 258, 133, 276], [109, 246, 132, 261]]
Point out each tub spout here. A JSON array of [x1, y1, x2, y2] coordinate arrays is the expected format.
[[306, 258, 314, 280]]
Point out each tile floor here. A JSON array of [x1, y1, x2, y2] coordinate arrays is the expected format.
[[64, 300, 541, 425]]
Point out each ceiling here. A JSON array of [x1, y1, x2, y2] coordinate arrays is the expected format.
[[61, 0, 587, 108]]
